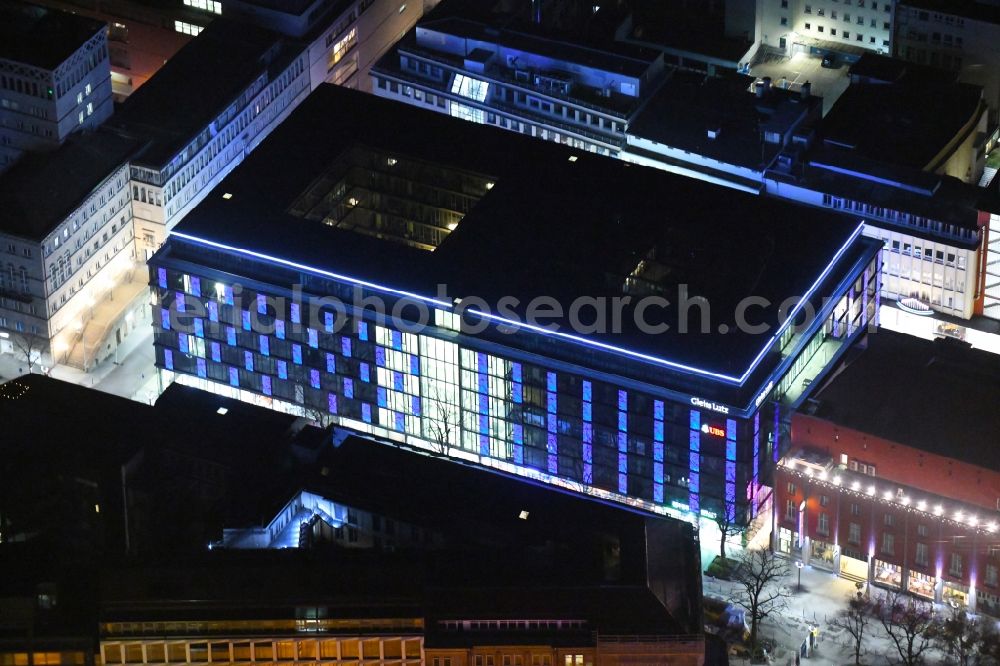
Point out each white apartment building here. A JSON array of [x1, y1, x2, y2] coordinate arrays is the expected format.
[[0, 1, 113, 172], [759, 0, 895, 56]]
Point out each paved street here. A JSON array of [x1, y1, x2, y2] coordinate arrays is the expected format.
[[705, 554, 965, 665]]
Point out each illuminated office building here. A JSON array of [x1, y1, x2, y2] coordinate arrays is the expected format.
[[148, 85, 882, 540]]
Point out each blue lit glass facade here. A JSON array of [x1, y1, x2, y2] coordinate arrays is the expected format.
[[149, 238, 880, 525]]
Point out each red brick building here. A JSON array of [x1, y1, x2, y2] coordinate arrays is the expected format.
[[773, 330, 1000, 614]]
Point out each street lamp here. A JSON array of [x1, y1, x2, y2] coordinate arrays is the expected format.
[[796, 561, 804, 592]]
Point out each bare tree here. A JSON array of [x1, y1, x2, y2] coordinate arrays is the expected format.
[[935, 608, 983, 666], [713, 506, 743, 560], [9, 332, 45, 374], [830, 593, 871, 665], [730, 548, 791, 655], [423, 385, 457, 456], [879, 591, 938, 666]]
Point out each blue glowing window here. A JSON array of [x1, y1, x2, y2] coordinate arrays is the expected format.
[[178, 333, 189, 354], [411, 395, 421, 416], [262, 375, 272, 396], [583, 463, 593, 484], [396, 412, 406, 432], [653, 442, 664, 463], [726, 440, 737, 462], [362, 403, 371, 423], [328, 393, 338, 414], [410, 355, 419, 375], [211, 342, 221, 362], [548, 454, 558, 474], [229, 367, 239, 387], [654, 484, 664, 503], [326, 353, 336, 373], [513, 424, 524, 444], [618, 453, 627, 474], [618, 473, 627, 494], [160, 308, 171, 330], [277, 360, 287, 379], [514, 445, 524, 465], [341, 337, 352, 357], [689, 430, 700, 451], [308, 328, 318, 349], [546, 393, 557, 414], [292, 344, 302, 365], [290, 302, 301, 324], [324, 311, 334, 333], [654, 400, 664, 421], [259, 335, 269, 356], [726, 460, 737, 483], [618, 390, 627, 411], [654, 461, 664, 484], [617, 412, 627, 432], [164, 348, 173, 370], [478, 373, 488, 394], [725, 482, 736, 503], [479, 394, 489, 415], [157, 268, 167, 289], [582, 442, 593, 463], [208, 301, 218, 322], [546, 372, 557, 392], [241, 310, 251, 331], [726, 419, 737, 441], [547, 413, 556, 433], [360, 362, 371, 382], [690, 473, 700, 494], [226, 326, 236, 346], [175, 292, 186, 313], [358, 322, 368, 341], [197, 358, 206, 378], [393, 330, 403, 350], [310, 369, 320, 389], [479, 435, 490, 456], [618, 432, 627, 452], [582, 380, 592, 402], [344, 378, 354, 398], [583, 402, 592, 422], [190, 276, 201, 298], [376, 347, 386, 366], [244, 351, 253, 372], [223, 285, 233, 306], [583, 422, 592, 443], [688, 489, 700, 512], [275, 320, 285, 340], [546, 433, 557, 454], [194, 319, 204, 338], [689, 410, 700, 431], [257, 294, 267, 315], [512, 363, 522, 383], [513, 383, 522, 403], [689, 451, 700, 472], [654, 421, 664, 442], [479, 414, 488, 435]]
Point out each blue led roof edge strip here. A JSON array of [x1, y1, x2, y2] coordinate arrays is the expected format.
[[171, 222, 864, 386]]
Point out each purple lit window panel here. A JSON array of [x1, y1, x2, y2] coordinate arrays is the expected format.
[[689, 451, 700, 473], [361, 363, 371, 383], [547, 413, 557, 433], [478, 414, 488, 438], [358, 321, 368, 341], [583, 463, 593, 484], [290, 302, 301, 324], [257, 294, 267, 315], [393, 330, 403, 350], [326, 353, 336, 374], [194, 319, 204, 338], [175, 292, 186, 313], [618, 473, 627, 494], [513, 383, 522, 403], [328, 393, 338, 414], [617, 432, 627, 453], [689, 430, 700, 451], [223, 285, 233, 306], [582, 443, 593, 463], [654, 461, 664, 483], [654, 483, 664, 503], [190, 276, 201, 298], [211, 342, 221, 363], [308, 328, 318, 349], [654, 399, 664, 421], [196, 358, 206, 378], [478, 393, 488, 416], [164, 348, 173, 370], [310, 369, 320, 389], [226, 326, 236, 346], [689, 492, 700, 515], [726, 418, 736, 441], [343, 378, 354, 398], [228, 367, 239, 387], [583, 422, 593, 443], [617, 389, 627, 411], [241, 310, 251, 331], [178, 333, 189, 354], [582, 380, 592, 402], [243, 351, 253, 372], [208, 301, 218, 322], [375, 347, 386, 367], [160, 308, 171, 330], [262, 375, 272, 396], [362, 403, 371, 423], [617, 412, 627, 432], [341, 337, 352, 357], [725, 460, 737, 483], [259, 335, 269, 356], [411, 395, 420, 416], [292, 344, 302, 364], [480, 435, 490, 457], [478, 373, 488, 394], [689, 410, 700, 431], [546, 433, 557, 454], [618, 452, 627, 473], [653, 442, 664, 463], [546, 371, 557, 392], [408, 355, 419, 375], [395, 371, 405, 392], [726, 482, 736, 504], [377, 388, 387, 407], [548, 454, 558, 474], [157, 268, 167, 289], [324, 311, 334, 333], [512, 362, 522, 383], [396, 412, 406, 433], [277, 360, 287, 379], [275, 320, 285, 340], [513, 424, 524, 445], [773, 403, 781, 462]]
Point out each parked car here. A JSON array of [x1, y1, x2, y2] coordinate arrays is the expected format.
[[821, 53, 837, 68]]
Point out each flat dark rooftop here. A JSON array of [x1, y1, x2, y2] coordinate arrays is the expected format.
[[168, 84, 877, 392], [812, 329, 1000, 471], [626, 0, 752, 63], [900, 0, 1000, 24], [629, 70, 819, 170], [821, 68, 984, 171], [0, 0, 106, 70], [110, 18, 284, 168], [0, 129, 141, 240]]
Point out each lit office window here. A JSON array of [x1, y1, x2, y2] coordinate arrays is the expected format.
[[183, 0, 222, 13], [174, 20, 204, 35], [451, 74, 489, 102]]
